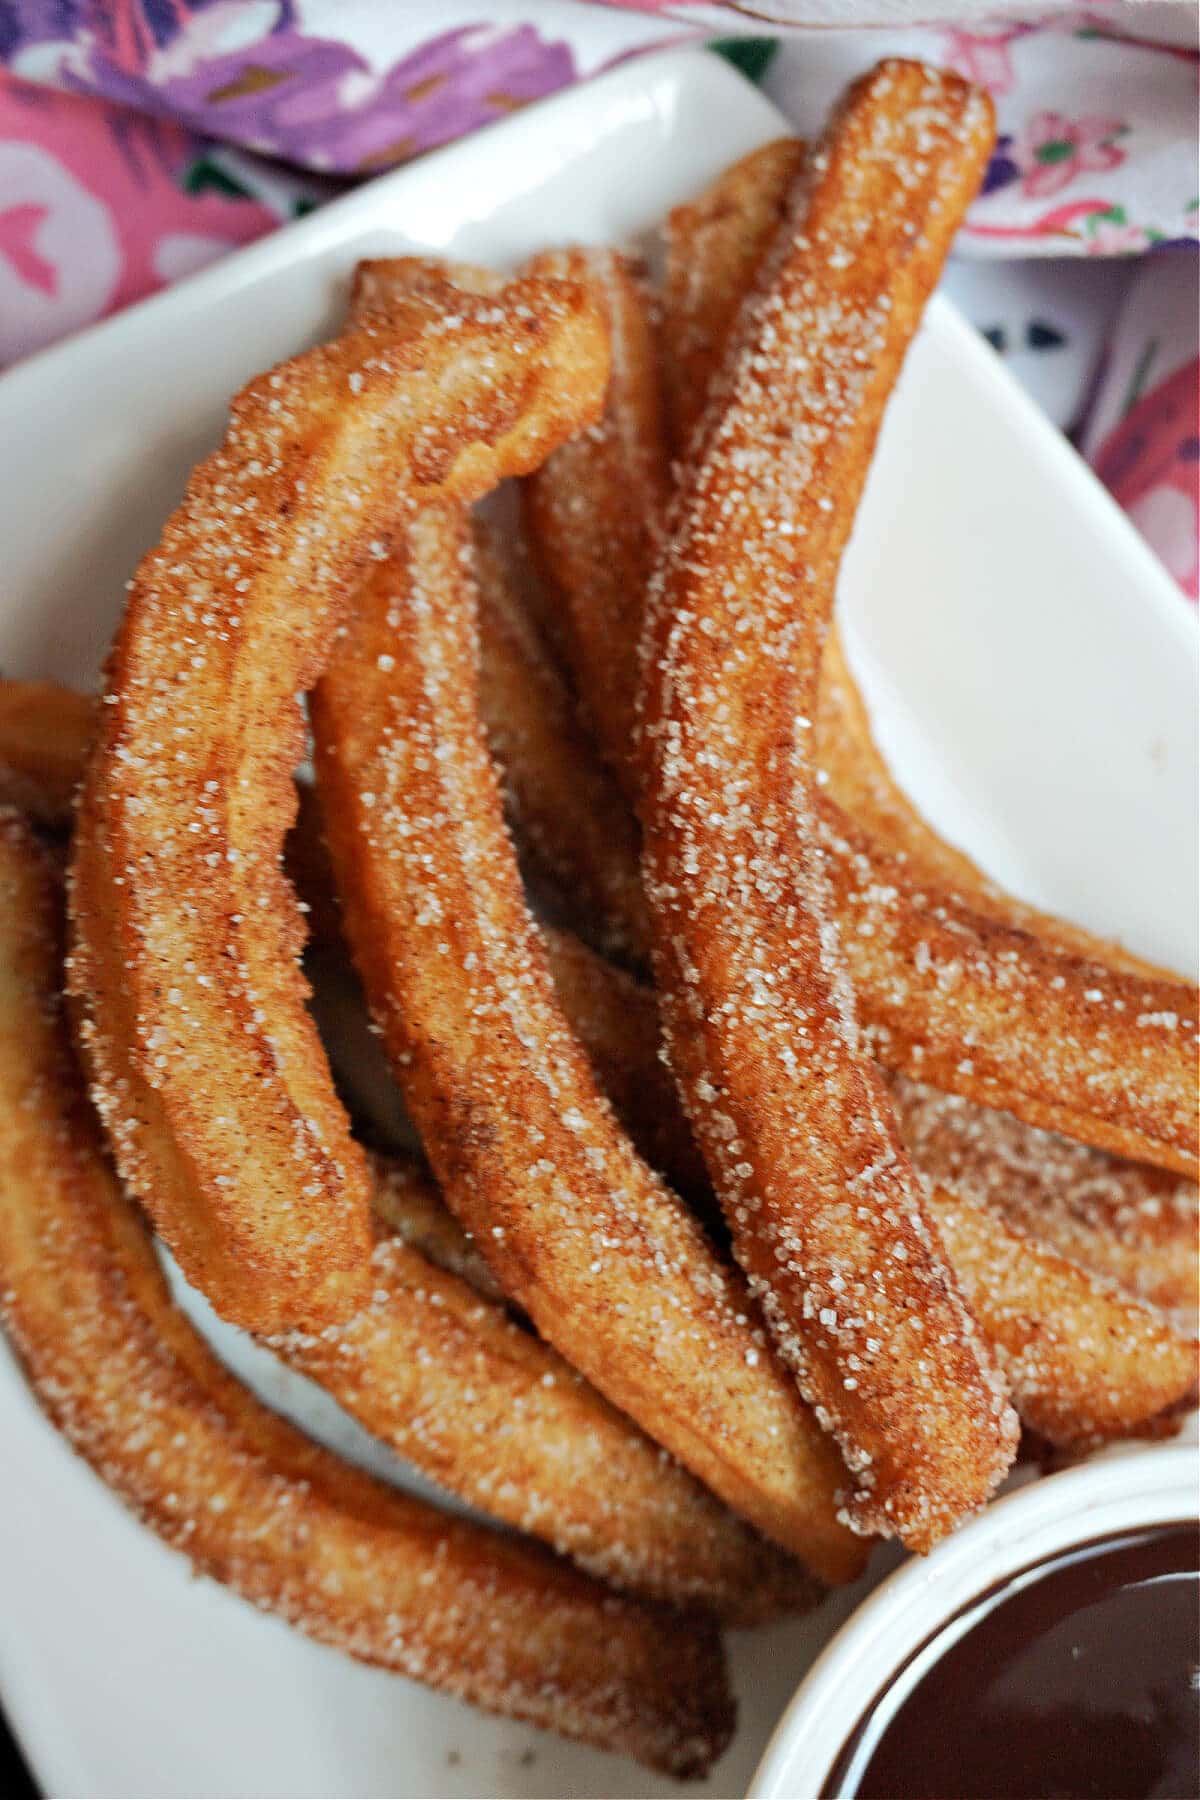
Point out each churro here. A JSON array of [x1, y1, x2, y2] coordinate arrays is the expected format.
[[311, 502, 864, 1583], [0, 808, 734, 1778], [0, 678, 93, 829], [662, 136, 805, 457], [273, 1151, 819, 1624], [662, 137, 1199, 1175], [823, 813, 1198, 1177], [926, 1186, 1197, 1447], [539, 929, 1198, 1443], [523, 246, 668, 793], [70, 270, 610, 1334], [890, 1076, 1199, 1322], [639, 62, 1016, 1550], [475, 520, 649, 962], [352, 260, 648, 963], [814, 633, 1173, 981]]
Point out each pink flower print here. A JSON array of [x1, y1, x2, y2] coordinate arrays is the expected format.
[[942, 29, 1018, 95], [1014, 112, 1127, 200], [1084, 215, 1154, 256], [0, 138, 121, 363], [0, 202, 56, 293]]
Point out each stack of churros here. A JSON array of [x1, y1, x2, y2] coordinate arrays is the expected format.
[[0, 60, 1195, 1777]]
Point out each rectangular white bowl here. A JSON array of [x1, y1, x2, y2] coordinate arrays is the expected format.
[[0, 45, 1195, 1800]]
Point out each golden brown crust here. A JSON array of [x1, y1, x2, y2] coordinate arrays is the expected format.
[[0, 684, 810, 1621], [888, 1076, 1199, 1321], [522, 247, 668, 795], [662, 140, 1199, 1171], [275, 1151, 820, 1625], [662, 137, 806, 457], [474, 521, 650, 963], [370, 1147, 503, 1293], [69, 272, 611, 1335], [351, 260, 650, 965], [0, 679, 95, 828], [311, 505, 865, 1584], [540, 932, 1198, 1442], [541, 925, 710, 1199], [822, 809, 1199, 1178], [0, 808, 735, 1779], [640, 63, 1017, 1550], [816, 631, 1183, 985], [926, 1185, 1197, 1447]]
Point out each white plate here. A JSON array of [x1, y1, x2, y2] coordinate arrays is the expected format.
[[0, 45, 1195, 1800]]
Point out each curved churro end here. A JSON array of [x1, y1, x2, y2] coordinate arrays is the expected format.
[[69, 269, 611, 1336], [822, 811, 1200, 1182], [640, 63, 1018, 1553], [523, 244, 668, 800], [0, 809, 736, 1777], [662, 135, 805, 456], [350, 259, 650, 967], [473, 520, 651, 965], [928, 1186, 1199, 1448], [312, 502, 866, 1587], [888, 1075, 1199, 1322], [0, 680, 96, 829]]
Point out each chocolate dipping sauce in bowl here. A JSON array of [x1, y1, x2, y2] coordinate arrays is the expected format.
[[751, 1442, 1198, 1800]]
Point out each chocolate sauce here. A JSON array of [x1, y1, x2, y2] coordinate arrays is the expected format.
[[823, 1523, 1199, 1800]]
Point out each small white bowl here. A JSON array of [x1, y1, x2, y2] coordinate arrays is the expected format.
[[751, 1442, 1197, 1799]]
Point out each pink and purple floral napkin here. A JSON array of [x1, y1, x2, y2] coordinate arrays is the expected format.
[[1, 2, 1195, 598]]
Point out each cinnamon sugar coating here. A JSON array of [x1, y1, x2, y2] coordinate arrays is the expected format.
[[69, 271, 610, 1334], [312, 503, 863, 1584], [0, 810, 735, 1779], [639, 62, 1017, 1549]]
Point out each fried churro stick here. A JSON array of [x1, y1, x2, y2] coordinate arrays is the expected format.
[[662, 136, 806, 457], [925, 1186, 1197, 1447], [0, 809, 735, 1779], [523, 247, 668, 791], [386, 1137, 1196, 1453], [814, 635, 1169, 981], [273, 1153, 819, 1625], [0, 678, 94, 828], [556, 931, 1200, 1331], [667, 137, 1186, 997], [541, 925, 710, 1199], [70, 270, 610, 1334], [541, 931, 1198, 1445], [371, 1148, 503, 1296], [639, 63, 1016, 1550], [0, 679, 345, 944], [352, 261, 648, 964], [823, 816, 1198, 1178], [662, 140, 1199, 1179], [312, 505, 865, 1584], [18, 657, 1193, 1190], [889, 1076, 1199, 1321], [475, 521, 649, 963]]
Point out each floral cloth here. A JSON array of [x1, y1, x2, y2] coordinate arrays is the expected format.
[[1, 1, 1196, 596]]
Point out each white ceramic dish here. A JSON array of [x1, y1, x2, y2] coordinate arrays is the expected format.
[[751, 1444, 1198, 1799], [0, 44, 1195, 1800]]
